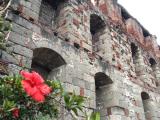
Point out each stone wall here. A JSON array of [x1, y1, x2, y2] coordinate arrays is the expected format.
[[1, 0, 160, 120]]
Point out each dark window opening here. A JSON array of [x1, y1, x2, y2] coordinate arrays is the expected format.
[[149, 58, 156, 68], [31, 48, 66, 79], [0, 0, 3, 6], [39, 0, 65, 27], [131, 43, 138, 63], [95, 72, 113, 89], [142, 27, 150, 37], [95, 72, 113, 118], [141, 92, 150, 116], [90, 14, 105, 52], [45, 0, 65, 10], [156, 81, 159, 87], [121, 8, 130, 20], [90, 14, 105, 35], [74, 43, 80, 49], [141, 92, 150, 100]]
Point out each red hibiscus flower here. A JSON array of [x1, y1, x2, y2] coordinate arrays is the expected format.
[[20, 71, 52, 102], [12, 108, 20, 118]]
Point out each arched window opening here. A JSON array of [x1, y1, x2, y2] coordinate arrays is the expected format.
[[95, 72, 113, 118], [149, 58, 157, 86], [141, 92, 150, 101], [156, 81, 159, 87], [131, 43, 138, 64], [90, 14, 106, 52], [141, 92, 150, 119], [142, 27, 150, 37], [149, 58, 156, 68], [39, 0, 65, 27], [121, 8, 130, 21], [31, 48, 66, 79], [95, 72, 113, 89]]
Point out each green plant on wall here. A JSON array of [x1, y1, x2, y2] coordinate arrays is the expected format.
[[0, 0, 100, 120], [0, 17, 11, 50], [0, 70, 100, 120], [0, 0, 12, 51]]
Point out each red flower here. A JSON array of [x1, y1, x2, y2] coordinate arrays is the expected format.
[[12, 108, 20, 118], [20, 71, 52, 102]]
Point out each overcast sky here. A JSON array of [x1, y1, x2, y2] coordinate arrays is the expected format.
[[118, 0, 160, 45]]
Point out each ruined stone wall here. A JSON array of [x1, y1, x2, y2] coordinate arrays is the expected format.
[[1, 0, 160, 120]]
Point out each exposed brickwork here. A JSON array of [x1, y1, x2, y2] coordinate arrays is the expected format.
[[1, 0, 160, 120]]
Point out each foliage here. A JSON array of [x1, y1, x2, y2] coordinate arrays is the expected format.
[[0, 71, 100, 120], [0, 1, 100, 120], [0, 16, 11, 50], [88, 112, 100, 120], [64, 92, 84, 116]]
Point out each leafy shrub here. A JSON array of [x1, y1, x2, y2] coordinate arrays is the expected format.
[[0, 71, 100, 120]]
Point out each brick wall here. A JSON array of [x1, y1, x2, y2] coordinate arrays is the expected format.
[[1, 0, 160, 119]]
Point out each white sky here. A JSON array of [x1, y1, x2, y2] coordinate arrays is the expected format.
[[118, 0, 160, 45]]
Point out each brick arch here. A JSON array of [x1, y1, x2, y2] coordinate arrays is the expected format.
[[39, 0, 65, 27], [43, 0, 65, 10], [32, 39, 69, 63], [149, 58, 157, 68], [31, 47, 66, 79], [95, 72, 114, 119], [141, 91, 151, 119], [95, 72, 113, 88], [90, 13, 107, 55], [90, 13, 106, 35], [141, 91, 150, 100]]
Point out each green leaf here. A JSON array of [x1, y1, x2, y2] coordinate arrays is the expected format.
[[3, 99, 15, 111], [72, 108, 78, 116], [64, 92, 70, 108], [64, 92, 85, 117], [90, 112, 100, 120]]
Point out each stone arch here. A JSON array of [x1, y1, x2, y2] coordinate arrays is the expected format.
[[149, 58, 158, 87], [31, 47, 66, 79], [90, 14, 106, 35], [141, 92, 150, 119], [39, 0, 65, 28], [121, 7, 130, 21], [142, 27, 150, 38], [90, 14, 106, 53], [95, 72, 113, 88], [141, 92, 150, 100], [32, 38, 69, 62], [95, 72, 113, 119], [141, 92, 159, 119], [149, 58, 157, 68], [130, 42, 138, 64]]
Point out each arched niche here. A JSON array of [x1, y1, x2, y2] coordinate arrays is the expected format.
[[90, 14, 106, 53], [121, 7, 131, 21], [95, 72, 113, 88], [31, 47, 66, 79], [141, 92, 150, 101], [149, 58, 157, 69], [95, 72, 113, 118], [131, 42, 138, 64], [141, 92, 150, 119], [39, 0, 65, 27]]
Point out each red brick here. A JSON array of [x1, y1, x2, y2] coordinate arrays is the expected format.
[[124, 109, 129, 117], [107, 107, 112, 115], [80, 88, 84, 96], [73, 18, 80, 28], [99, 3, 108, 15]]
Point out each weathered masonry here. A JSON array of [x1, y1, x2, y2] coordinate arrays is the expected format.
[[1, 0, 160, 119]]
